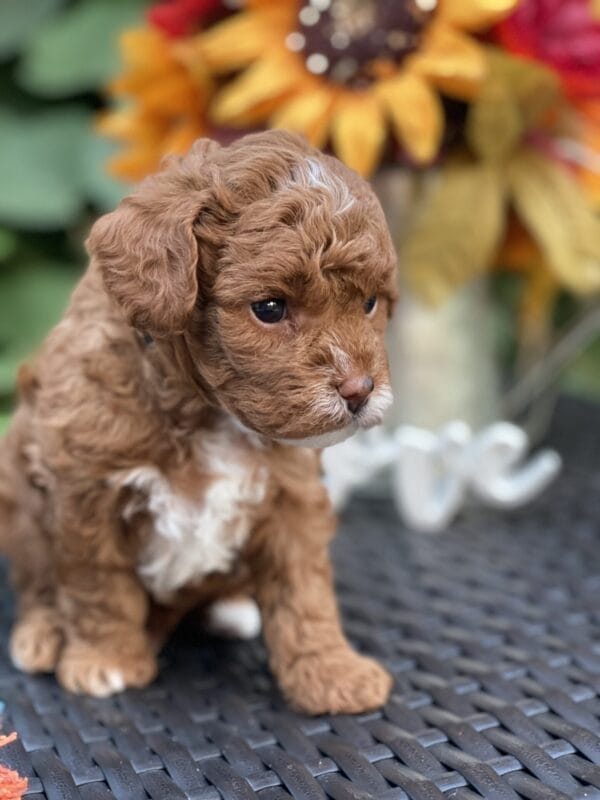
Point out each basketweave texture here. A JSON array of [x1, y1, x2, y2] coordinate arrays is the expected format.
[[0, 396, 599, 800]]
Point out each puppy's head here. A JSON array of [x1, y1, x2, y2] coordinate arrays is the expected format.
[[88, 131, 398, 446]]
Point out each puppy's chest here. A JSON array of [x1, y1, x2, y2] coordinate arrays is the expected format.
[[119, 428, 268, 601]]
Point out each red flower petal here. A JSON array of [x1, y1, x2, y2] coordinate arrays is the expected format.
[[494, 0, 600, 101], [148, 0, 223, 38]]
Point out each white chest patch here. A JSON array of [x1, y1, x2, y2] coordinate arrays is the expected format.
[[116, 424, 268, 601]]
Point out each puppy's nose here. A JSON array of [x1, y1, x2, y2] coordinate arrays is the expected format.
[[338, 375, 374, 414]]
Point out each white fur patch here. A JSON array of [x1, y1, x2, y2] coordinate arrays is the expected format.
[[206, 597, 262, 639], [282, 423, 358, 449], [281, 385, 393, 448], [292, 158, 355, 215], [356, 385, 394, 427], [115, 424, 267, 601]]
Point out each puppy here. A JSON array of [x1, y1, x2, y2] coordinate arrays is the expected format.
[[0, 131, 398, 714]]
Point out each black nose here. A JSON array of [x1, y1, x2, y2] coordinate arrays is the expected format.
[[338, 375, 374, 414]]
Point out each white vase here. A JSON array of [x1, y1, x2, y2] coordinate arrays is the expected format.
[[371, 166, 501, 431]]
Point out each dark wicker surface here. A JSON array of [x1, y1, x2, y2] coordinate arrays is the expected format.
[[0, 396, 599, 799]]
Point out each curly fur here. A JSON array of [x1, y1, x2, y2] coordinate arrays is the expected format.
[[0, 131, 398, 714]]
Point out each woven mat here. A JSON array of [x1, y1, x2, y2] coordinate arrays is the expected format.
[[1, 396, 599, 800]]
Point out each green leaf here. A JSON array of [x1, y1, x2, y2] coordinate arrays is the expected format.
[[0, 108, 89, 229], [467, 49, 560, 162], [0, 0, 64, 59], [0, 260, 79, 395], [562, 338, 600, 401], [80, 131, 130, 212], [508, 148, 600, 295], [0, 413, 11, 436], [0, 229, 18, 262], [403, 159, 507, 304], [17, 0, 146, 97]]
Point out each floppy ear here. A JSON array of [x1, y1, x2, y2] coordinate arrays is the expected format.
[[87, 140, 219, 335]]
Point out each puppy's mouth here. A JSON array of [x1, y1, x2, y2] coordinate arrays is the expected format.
[[279, 385, 393, 449]]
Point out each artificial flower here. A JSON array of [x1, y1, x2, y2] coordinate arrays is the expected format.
[[575, 98, 600, 202], [148, 0, 225, 38], [194, 0, 519, 175], [494, 0, 600, 100], [402, 50, 600, 307], [98, 26, 212, 180], [494, 1, 600, 203]]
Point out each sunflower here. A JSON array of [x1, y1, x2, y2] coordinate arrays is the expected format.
[[98, 26, 212, 181], [194, 0, 518, 175]]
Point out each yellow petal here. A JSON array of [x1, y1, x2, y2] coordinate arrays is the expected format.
[[194, 7, 290, 73], [518, 266, 559, 349], [403, 159, 506, 304], [409, 24, 487, 99], [440, 0, 519, 32], [97, 109, 165, 143], [161, 120, 206, 157], [330, 92, 386, 176], [108, 147, 163, 181], [377, 74, 443, 163], [210, 56, 299, 126], [270, 86, 336, 148], [119, 29, 172, 75], [508, 148, 600, 294], [137, 76, 196, 115]]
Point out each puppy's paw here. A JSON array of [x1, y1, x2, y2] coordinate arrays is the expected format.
[[10, 607, 64, 673], [281, 648, 393, 716], [206, 596, 261, 639], [57, 637, 157, 697]]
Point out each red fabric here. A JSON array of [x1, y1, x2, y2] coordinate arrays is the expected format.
[[494, 0, 600, 99]]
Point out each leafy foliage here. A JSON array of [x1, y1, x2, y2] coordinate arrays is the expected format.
[[0, 0, 139, 431], [17, 0, 146, 97]]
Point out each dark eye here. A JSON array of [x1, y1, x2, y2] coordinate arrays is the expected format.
[[364, 296, 377, 315], [251, 298, 287, 324]]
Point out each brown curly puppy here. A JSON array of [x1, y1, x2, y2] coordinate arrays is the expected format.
[[0, 131, 397, 714]]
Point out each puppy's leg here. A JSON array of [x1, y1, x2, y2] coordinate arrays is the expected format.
[[248, 482, 393, 716], [5, 522, 64, 675], [0, 434, 63, 673], [51, 489, 157, 697], [9, 553, 63, 675]]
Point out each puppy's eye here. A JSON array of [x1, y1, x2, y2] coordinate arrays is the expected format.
[[364, 296, 377, 315], [251, 298, 287, 324]]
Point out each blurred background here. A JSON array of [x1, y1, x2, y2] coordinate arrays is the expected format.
[[0, 0, 599, 440]]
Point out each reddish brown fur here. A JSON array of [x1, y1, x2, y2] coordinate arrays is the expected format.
[[0, 131, 398, 714]]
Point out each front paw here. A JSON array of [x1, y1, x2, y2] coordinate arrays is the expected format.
[[10, 607, 64, 674], [56, 636, 157, 697], [279, 648, 393, 715]]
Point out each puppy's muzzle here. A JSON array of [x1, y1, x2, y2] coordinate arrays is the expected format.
[[338, 374, 374, 415]]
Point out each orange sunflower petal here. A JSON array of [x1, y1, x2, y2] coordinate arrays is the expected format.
[[439, 0, 519, 32], [330, 92, 387, 176], [118, 29, 173, 75], [270, 85, 337, 148], [194, 7, 291, 73], [210, 55, 300, 126], [161, 119, 206, 157], [377, 73, 443, 163], [409, 23, 487, 99], [108, 146, 166, 181]]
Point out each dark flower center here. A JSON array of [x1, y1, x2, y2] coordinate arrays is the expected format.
[[288, 0, 437, 87]]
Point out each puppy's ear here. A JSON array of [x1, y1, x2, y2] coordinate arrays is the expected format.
[[87, 140, 219, 334]]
